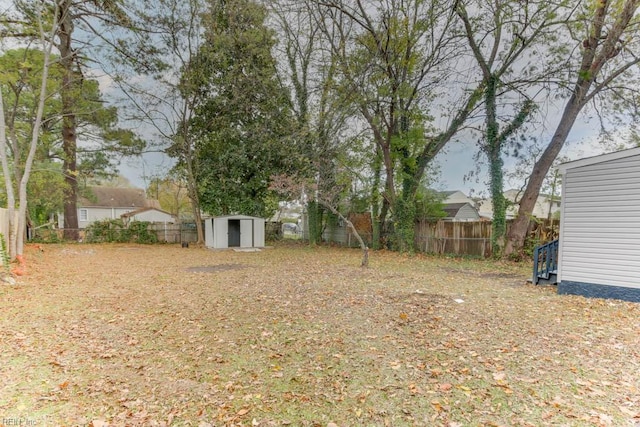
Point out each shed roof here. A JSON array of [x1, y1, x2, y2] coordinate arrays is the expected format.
[[558, 147, 640, 172], [213, 215, 265, 220], [79, 187, 149, 208]]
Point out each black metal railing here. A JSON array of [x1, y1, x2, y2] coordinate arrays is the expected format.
[[533, 239, 559, 284]]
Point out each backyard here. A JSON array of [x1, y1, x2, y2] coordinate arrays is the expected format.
[[0, 243, 638, 426]]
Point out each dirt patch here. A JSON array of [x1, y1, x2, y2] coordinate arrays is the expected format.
[[185, 263, 247, 273]]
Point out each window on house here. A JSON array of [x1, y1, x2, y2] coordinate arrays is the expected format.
[[79, 209, 88, 222]]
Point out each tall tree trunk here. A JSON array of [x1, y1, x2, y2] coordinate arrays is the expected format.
[[370, 147, 382, 249], [184, 138, 204, 245], [504, 104, 581, 256], [58, 1, 80, 241], [504, 0, 640, 257], [0, 91, 17, 259], [483, 76, 505, 256]]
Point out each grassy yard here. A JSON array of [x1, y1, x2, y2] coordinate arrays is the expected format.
[[0, 243, 638, 426]]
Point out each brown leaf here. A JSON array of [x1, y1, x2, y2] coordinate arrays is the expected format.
[[439, 383, 452, 392]]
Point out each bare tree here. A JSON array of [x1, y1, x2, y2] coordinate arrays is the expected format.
[[455, 0, 573, 255], [311, 0, 484, 251], [111, 0, 207, 244], [505, 0, 640, 257], [270, 173, 369, 266], [268, 0, 360, 246]]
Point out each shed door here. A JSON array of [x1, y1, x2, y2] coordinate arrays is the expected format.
[[240, 219, 253, 247], [228, 219, 241, 247]]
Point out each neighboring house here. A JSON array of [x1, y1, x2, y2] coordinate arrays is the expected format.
[[58, 187, 161, 229], [120, 207, 176, 225], [442, 203, 481, 221], [556, 148, 640, 302], [437, 190, 476, 205], [478, 189, 561, 220]]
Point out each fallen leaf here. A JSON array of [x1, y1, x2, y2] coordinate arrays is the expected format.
[[439, 383, 452, 392]]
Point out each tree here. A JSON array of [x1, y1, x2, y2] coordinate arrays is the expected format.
[[0, 46, 144, 240], [115, 0, 208, 245], [268, 0, 361, 246], [455, 0, 569, 255], [0, 1, 57, 258], [314, 0, 483, 251], [10, 0, 147, 240], [146, 174, 192, 220], [505, 0, 640, 257], [184, 0, 299, 218], [271, 173, 369, 266]]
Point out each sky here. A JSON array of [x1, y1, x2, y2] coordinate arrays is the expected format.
[[432, 119, 608, 197], [114, 113, 610, 198]]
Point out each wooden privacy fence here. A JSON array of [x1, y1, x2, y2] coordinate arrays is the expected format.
[[416, 220, 493, 257], [147, 223, 199, 243], [316, 214, 560, 258], [416, 218, 559, 257]]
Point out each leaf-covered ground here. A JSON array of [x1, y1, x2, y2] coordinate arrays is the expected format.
[[1, 243, 639, 426]]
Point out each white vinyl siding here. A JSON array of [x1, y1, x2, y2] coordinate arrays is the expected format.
[[558, 154, 640, 289]]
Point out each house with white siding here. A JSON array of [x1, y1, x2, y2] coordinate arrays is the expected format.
[[120, 207, 176, 224], [477, 189, 561, 220], [58, 187, 163, 229], [557, 148, 640, 302]]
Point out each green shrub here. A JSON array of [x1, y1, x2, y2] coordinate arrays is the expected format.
[[85, 219, 157, 244], [128, 221, 158, 244]]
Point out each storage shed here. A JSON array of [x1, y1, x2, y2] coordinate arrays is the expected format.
[[557, 147, 640, 302], [204, 215, 265, 249]]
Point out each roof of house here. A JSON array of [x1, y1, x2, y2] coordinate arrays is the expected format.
[[120, 207, 174, 218], [79, 187, 149, 208], [437, 190, 460, 197], [442, 202, 475, 217], [558, 147, 640, 172]]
